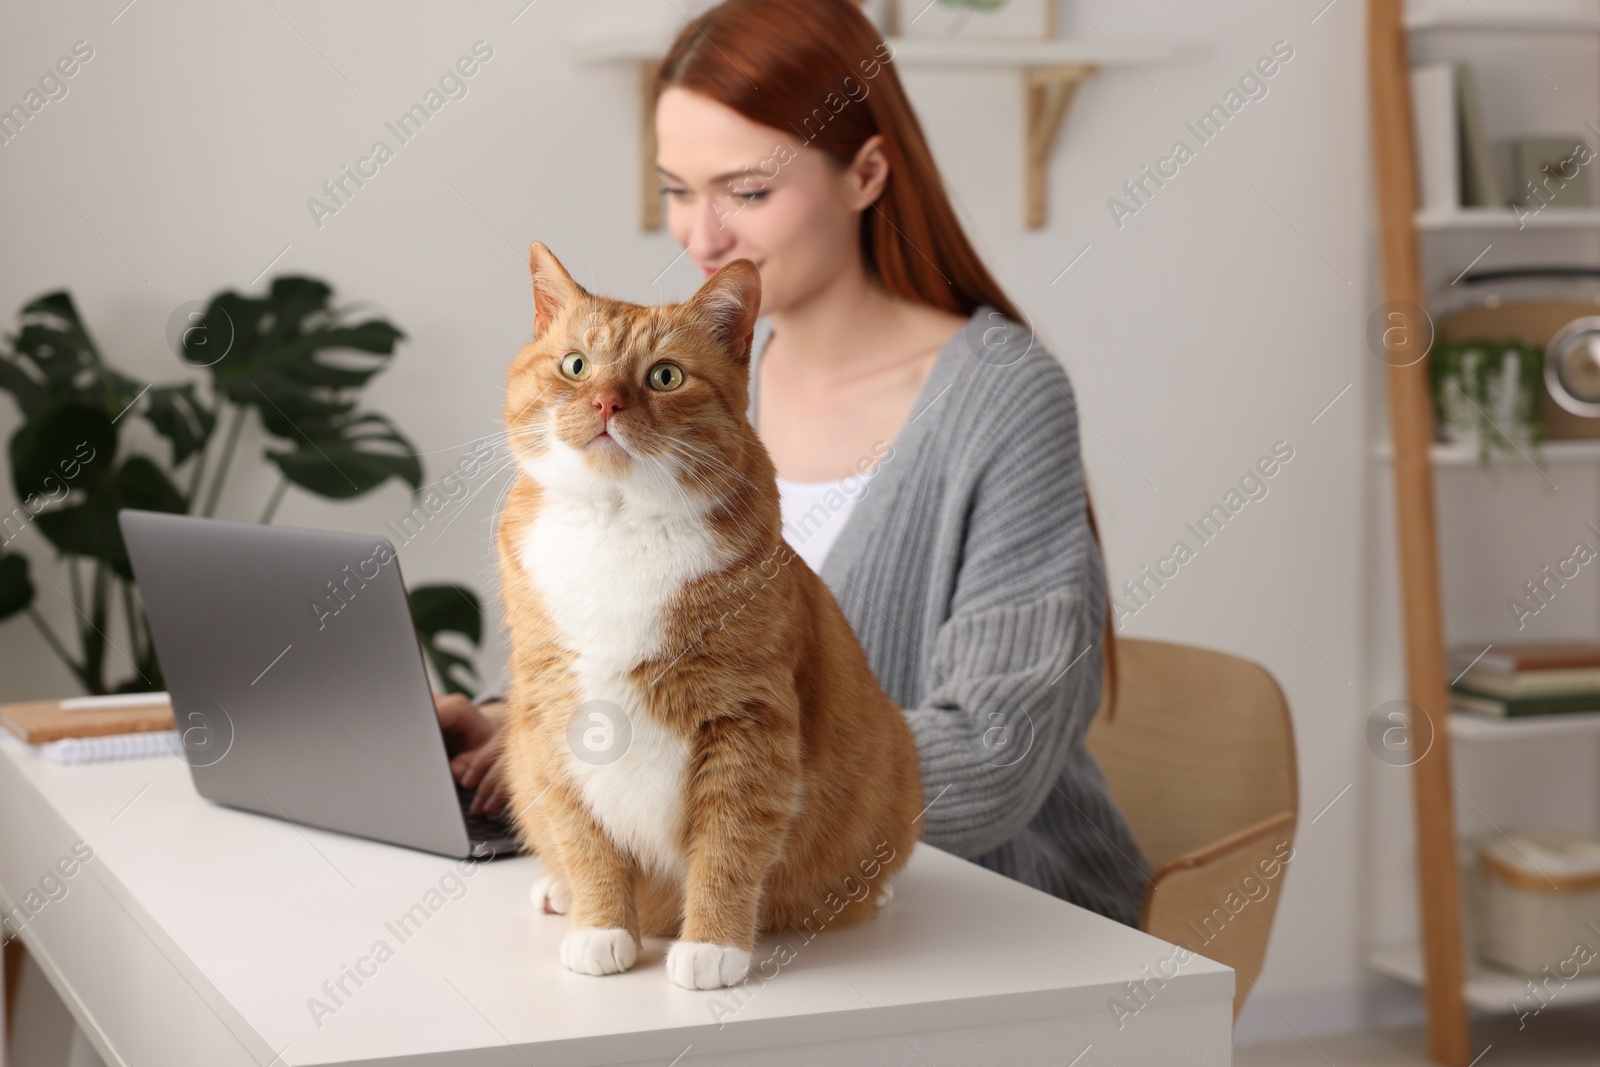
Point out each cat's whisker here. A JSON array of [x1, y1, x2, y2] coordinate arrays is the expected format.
[[658, 440, 763, 526], [426, 458, 521, 545], [670, 459, 745, 517], [657, 432, 743, 484], [397, 437, 512, 463], [486, 465, 524, 544], [659, 437, 768, 523], [673, 428, 764, 492], [648, 453, 702, 519]]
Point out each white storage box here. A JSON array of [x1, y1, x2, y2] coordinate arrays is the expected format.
[[1476, 830, 1600, 977]]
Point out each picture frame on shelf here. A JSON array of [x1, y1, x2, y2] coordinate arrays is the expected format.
[[1509, 137, 1596, 210], [878, 0, 1055, 40]]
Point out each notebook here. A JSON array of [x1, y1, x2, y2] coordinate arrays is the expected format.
[[0, 694, 175, 743], [0, 728, 183, 764], [0, 693, 180, 765]]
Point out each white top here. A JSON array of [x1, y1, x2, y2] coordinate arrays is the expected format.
[[0, 739, 1233, 1065], [756, 323, 880, 574], [776, 469, 877, 573]]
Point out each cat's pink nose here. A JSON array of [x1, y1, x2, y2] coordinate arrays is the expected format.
[[592, 392, 623, 421]]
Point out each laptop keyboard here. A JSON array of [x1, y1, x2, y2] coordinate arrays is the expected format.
[[464, 807, 512, 841], [457, 787, 516, 843]]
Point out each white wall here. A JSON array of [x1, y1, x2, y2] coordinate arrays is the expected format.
[[0, 0, 1374, 1045]]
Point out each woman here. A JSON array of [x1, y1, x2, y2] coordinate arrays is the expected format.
[[441, 0, 1151, 927]]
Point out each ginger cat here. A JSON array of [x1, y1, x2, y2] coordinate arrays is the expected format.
[[494, 243, 923, 991]]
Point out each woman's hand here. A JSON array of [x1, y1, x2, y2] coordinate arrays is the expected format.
[[433, 692, 508, 815]]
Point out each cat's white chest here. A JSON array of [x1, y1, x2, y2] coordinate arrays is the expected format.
[[516, 471, 723, 879]]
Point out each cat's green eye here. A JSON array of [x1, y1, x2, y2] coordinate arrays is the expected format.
[[559, 352, 591, 381], [647, 361, 685, 392]]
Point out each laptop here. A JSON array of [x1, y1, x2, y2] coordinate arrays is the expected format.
[[118, 509, 521, 860]]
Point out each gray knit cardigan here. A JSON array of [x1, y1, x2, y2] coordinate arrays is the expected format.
[[749, 305, 1151, 928]]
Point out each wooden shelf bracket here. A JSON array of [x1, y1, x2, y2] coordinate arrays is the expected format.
[[639, 58, 664, 232], [1025, 64, 1096, 230]]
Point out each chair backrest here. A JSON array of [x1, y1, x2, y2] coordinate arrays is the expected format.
[[1087, 637, 1298, 869], [1086, 638, 1299, 1020]]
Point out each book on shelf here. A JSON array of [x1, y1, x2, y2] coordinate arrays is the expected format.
[[1454, 664, 1600, 699], [1406, 61, 1506, 212], [1410, 62, 1460, 213], [1455, 63, 1503, 208], [1450, 686, 1600, 719], [1449, 641, 1600, 676]]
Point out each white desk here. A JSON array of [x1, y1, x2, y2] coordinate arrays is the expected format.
[[0, 743, 1233, 1066]]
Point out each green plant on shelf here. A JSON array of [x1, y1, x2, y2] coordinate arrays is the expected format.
[[0, 280, 486, 697], [1427, 338, 1545, 468]]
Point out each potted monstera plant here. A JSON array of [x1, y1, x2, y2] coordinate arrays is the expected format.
[[0, 279, 485, 696]]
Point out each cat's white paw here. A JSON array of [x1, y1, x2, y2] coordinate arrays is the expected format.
[[530, 875, 571, 915], [666, 940, 751, 990], [561, 927, 638, 976], [874, 881, 894, 908]]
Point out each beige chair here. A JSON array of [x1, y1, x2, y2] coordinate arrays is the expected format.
[[1086, 637, 1300, 1021]]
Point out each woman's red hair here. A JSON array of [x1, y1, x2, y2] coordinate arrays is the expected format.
[[655, 0, 1119, 714]]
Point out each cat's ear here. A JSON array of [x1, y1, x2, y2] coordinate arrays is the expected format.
[[528, 242, 586, 337], [679, 258, 762, 364]]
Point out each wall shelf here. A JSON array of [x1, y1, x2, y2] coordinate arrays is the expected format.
[[1450, 710, 1600, 742], [570, 32, 1173, 230], [1416, 208, 1600, 231], [1370, 944, 1600, 1012], [1372, 439, 1600, 464], [570, 33, 1171, 66], [1406, 9, 1600, 32]]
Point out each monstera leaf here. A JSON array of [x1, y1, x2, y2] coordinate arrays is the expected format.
[[196, 278, 404, 397], [3, 292, 139, 417], [33, 458, 187, 580], [9, 403, 185, 579], [8, 403, 116, 500], [0, 292, 217, 470], [409, 583, 484, 697], [0, 552, 33, 623], [143, 382, 215, 466], [253, 390, 422, 500], [180, 276, 420, 499]]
